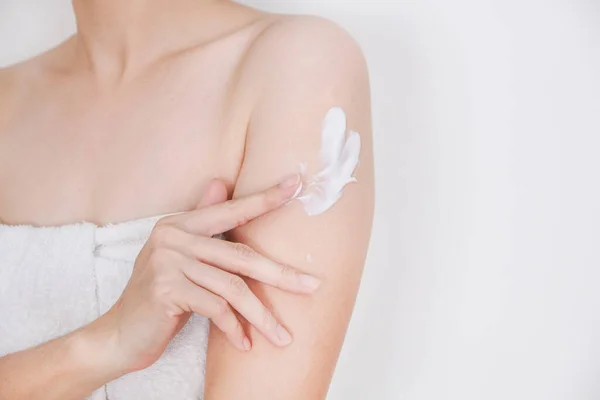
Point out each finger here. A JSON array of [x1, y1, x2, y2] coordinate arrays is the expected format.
[[164, 228, 320, 294], [181, 259, 293, 347], [172, 173, 302, 236], [196, 179, 229, 209], [175, 279, 251, 352]]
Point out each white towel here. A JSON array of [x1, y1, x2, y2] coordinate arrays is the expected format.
[[0, 213, 209, 400]]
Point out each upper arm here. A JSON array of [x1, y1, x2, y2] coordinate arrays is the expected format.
[[204, 16, 374, 400]]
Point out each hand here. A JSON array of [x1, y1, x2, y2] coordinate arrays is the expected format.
[[99, 174, 318, 373]]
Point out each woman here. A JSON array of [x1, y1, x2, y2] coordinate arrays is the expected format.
[[0, 0, 373, 399]]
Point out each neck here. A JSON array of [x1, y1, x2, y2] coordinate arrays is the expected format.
[[72, 0, 220, 81]]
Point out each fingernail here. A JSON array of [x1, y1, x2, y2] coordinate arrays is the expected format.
[[242, 337, 252, 351], [299, 274, 321, 292], [278, 173, 300, 189], [292, 181, 304, 199], [276, 324, 292, 345]]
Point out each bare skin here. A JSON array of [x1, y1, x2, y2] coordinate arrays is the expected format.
[[0, 178, 311, 399], [0, 0, 268, 226], [0, 0, 374, 399]]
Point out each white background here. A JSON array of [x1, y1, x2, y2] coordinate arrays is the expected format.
[[2, 1, 600, 399]]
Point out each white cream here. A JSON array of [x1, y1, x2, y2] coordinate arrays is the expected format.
[[296, 107, 361, 216]]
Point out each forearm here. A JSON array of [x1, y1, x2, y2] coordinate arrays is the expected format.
[[0, 316, 123, 400]]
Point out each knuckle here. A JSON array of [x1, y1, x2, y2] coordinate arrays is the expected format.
[[262, 308, 277, 332], [227, 275, 249, 297], [212, 296, 231, 318], [232, 242, 257, 261], [225, 200, 253, 227], [150, 225, 178, 247], [223, 199, 238, 213], [280, 264, 296, 278], [278, 264, 297, 287]]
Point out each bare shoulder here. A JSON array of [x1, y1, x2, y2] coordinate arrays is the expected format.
[[0, 40, 73, 122], [254, 15, 366, 63], [0, 46, 54, 88], [241, 14, 369, 92]]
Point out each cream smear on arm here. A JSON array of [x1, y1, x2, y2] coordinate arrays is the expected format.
[[294, 107, 361, 216]]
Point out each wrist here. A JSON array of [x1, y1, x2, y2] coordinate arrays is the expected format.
[[66, 313, 126, 386]]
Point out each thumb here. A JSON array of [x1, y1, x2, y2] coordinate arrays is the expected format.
[[196, 179, 229, 209]]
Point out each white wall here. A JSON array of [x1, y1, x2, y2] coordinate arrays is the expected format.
[[2, 1, 600, 399]]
